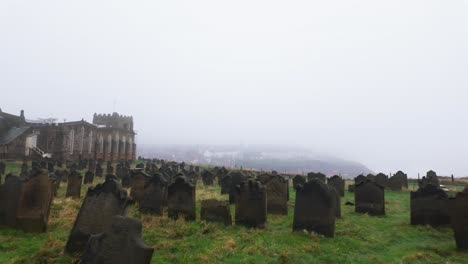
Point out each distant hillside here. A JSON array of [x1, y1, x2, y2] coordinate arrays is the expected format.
[[138, 144, 372, 178]]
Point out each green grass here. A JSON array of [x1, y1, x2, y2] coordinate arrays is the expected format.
[[1, 162, 467, 263]]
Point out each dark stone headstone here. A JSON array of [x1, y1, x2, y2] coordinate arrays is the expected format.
[[0, 161, 6, 175], [84, 171, 95, 185], [354, 175, 367, 185], [449, 187, 468, 250], [327, 175, 345, 197], [201, 170, 215, 186], [16, 169, 54, 233], [375, 173, 389, 188], [355, 180, 385, 216], [167, 176, 196, 221], [136, 163, 144, 169], [65, 178, 132, 254], [235, 179, 267, 228], [410, 184, 450, 226], [66, 170, 83, 198], [130, 170, 151, 203], [139, 173, 167, 215], [425, 170, 440, 187], [293, 179, 336, 237], [348, 184, 355, 193], [292, 175, 306, 190], [200, 199, 232, 226], [220, 175, 231, 195], [0, 174, 22, 228], [95, 163, 103, 177], [264, 175, 288, 215], [307, 172, 326, 183], [80, 216, 154, 264], [388, 171, 407, 191], [228, 171, 246, 204]]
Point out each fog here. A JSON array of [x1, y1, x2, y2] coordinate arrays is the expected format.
[[1, 1, 467, 176]]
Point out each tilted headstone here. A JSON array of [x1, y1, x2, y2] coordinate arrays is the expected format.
[[307, 172, 326, 183], [65, 177, 133, 254], [449, 187, 468, 250], [167, 176, 196, 221], [200, 199, 232, 226], [130, 170, 151, 203], [84, 170, 95, 184], [293, 179, 336, 237], [410, 184, 450, 226], [263, 175, 288, 215], [15, 169, 54, 233], [0, 174, 22, 228], [66, 170, 83, 198], [80, 216, 154, 264], [327, 175, 345, 197], [355, 179, 385, 216], [139, 173, 168, 215], [235, 179, 267, 228]]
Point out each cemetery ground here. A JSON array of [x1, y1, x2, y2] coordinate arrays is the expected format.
[[1, 162, 468, 264]]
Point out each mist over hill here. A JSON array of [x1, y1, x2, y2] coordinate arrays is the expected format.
[[138, 144, 373, 178]]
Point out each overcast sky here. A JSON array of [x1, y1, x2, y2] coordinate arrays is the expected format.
[[1, 1, 467, 176]]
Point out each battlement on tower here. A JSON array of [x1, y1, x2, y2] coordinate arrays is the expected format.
[[92, 112, 134, 131]]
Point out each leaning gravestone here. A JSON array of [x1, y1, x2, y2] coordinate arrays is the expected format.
[[292, 175, 306, 189], [293, 179, 336, 237], [307, 172, 326, 183], [139, 173, 167, 215], [449, 187, 468, 250], [375, 173, 389, 188], [167, 176, 196, 221], [0, 174, 22, 228], [65, 177, 133, 254], [200, 199, 232, 226], [80, 216, 154, 264], [66, 170, 83, 198], [264, 175, 288, 215], [328, 175, 345, 197], [84, 170, 95, 184], [355, 179, 385, 216], [235, 179, 267, 228], [16, 169, 54, 233], [130, 170, 151, 203], [410, 183, 450, 226]]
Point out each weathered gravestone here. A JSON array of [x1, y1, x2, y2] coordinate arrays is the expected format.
[[292, 175, 306, 190], [410, 183, 450, 226], [354, 175, 367, 185], [293, 179, 336, 237], [348, 184, 355, 193], [330, 187, 341, 218], [50, 173, 61, 197], [0, 161, 6, 175], [139, 173, 167, 215], [355, 179, 385, 216], [220, 175, 231, 195], [388, 171, 407, 191], [201, 170, 215, 186], [84, 170, 95, 184], [328, 175, 345, 197], [449, 187, 468, 250], [130, 170, 151, 203], [16, 169, 54, 233], [136, 163, 145, 169], [65, 177, 133, 254], [95, 163, 103, 177], [20, 162, 28, 178], [235, 179, 267, 228], [167, 176, 196, 221], [66, 170, 83, 198], [228, 171, 247, 204], [200, 199, 232, 226], [375, 173, 389, 188], [80, 216, 154, 264], [263, 175, 288, 215], [366, 174, 376, 182], [424, 170, 440, 187], [0, 174, 22, 228], [307, 172, 326, 183], [107, 165, 114, 175]]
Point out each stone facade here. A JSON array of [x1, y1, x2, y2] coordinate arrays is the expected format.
[[0, 110, 136, 162]]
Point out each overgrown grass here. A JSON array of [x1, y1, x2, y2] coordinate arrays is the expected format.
[[1, 162, 467, 263]]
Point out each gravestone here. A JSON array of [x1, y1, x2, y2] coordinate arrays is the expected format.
[[220, 175, 231, 195], [426, 170, 440, 187], [139, 173, 168, 215], [80, 216, 154, 264], [331, 187, 341, 218], [66, 170, 83, 198], [0, 161, 5, 176], [348, 184, 355, 193], [410, 184, 450, 226], [292, 175, 306, 190], [293, 179, 336, 237], [449, 187, 468, 250], [200, 199, 232, 225], [228, 171, 247, 204], [136, 163, 144, 169], [95, 163, 103, 177], [130, 170, 151, 203], [307, 172, 326, 183], [16, 169, 54, 233], [235, 179, 267, 228], [388, 175, 403, 191], [201, 170, 215, 186], [84, 170, 95, 184], [366, 174, 376, 182], [375, 173, 389, 188], [354, 175, 367, 185], [65, 177, 132, 254], [167, 176, 196, 221], [0, 174, 22, 228], [264, 175, 288, 215], [328, 175, 345, 197], [121, 174, 131, 188], [355, 179, 385, 216]]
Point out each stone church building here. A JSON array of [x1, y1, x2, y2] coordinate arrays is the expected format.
[[0, 109, 136, 161]]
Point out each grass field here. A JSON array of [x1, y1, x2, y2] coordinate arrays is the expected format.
[[1, 161, 467, 264]]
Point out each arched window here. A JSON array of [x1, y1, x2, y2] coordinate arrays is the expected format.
[[79, 126, 85, 154], [114, 133, 120, 155], [128, 137, 133, 154], [69, 129, 75, 154], [88, 131, 93, 154], [122, 136, 126, 154], [99, 135, 104, 153], [107, 134, 112, 154]]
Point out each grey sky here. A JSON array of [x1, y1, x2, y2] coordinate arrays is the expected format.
[[1, 1, 467, 176]]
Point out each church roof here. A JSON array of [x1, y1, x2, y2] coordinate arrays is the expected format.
[[0, 126, 30, 145]]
